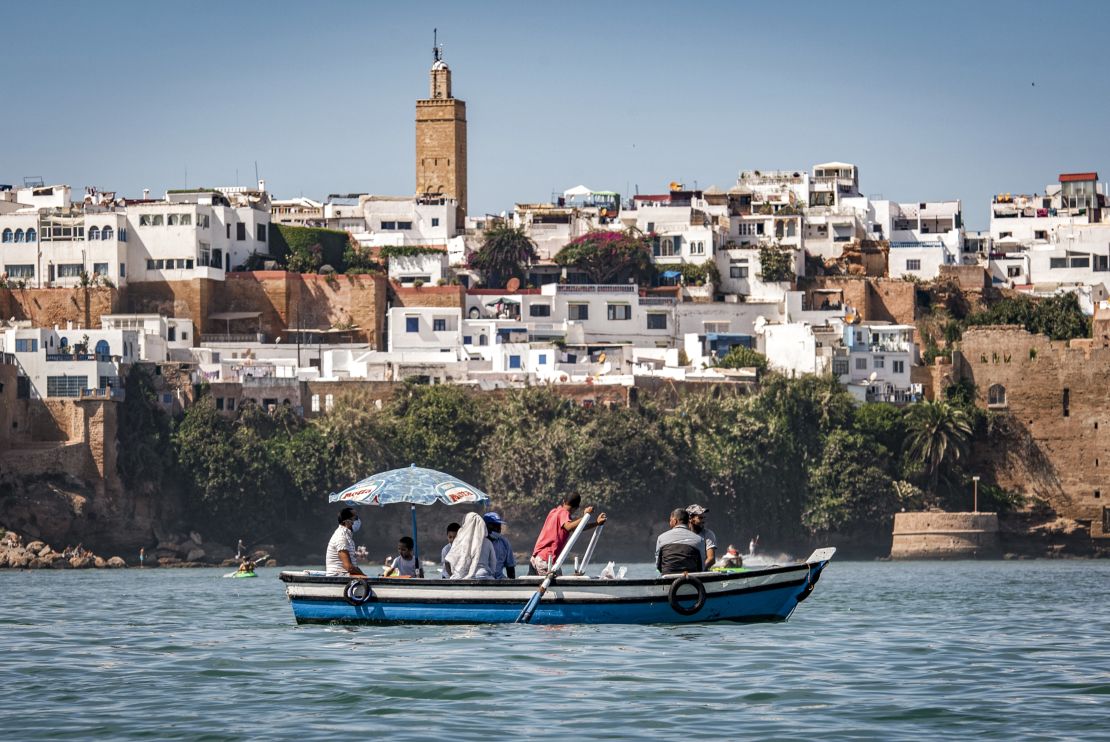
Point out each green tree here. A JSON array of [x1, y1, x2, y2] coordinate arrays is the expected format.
[[966, 292, 1089, 341], [116, 366, 174, 490], [388, 384, 491, 484], [553, 230, 656, 285], [467, 224, 538, 288], [758, 244, 796, 282], [902, 400, 973, 492], [804, 429, 897, 537], [715, 345, 768, 372], [853, 402, 906, 454]]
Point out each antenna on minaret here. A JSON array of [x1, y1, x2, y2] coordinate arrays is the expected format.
[[433, 28, 442, 62]]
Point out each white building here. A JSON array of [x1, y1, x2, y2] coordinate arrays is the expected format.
[[0, 183, 273, 288], [0, 323, 139, 399]]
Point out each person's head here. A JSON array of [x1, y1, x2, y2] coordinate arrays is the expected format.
[[482, 512, 504, 533], [669, 508, 690, 528], [338, 507, 360, 530], [686, 504, 708, 532], [564, 494, 582, 511], [446, 522, 461, 543], [398, 536, 414, 559]]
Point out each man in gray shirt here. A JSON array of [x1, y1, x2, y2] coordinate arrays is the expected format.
[[686, 504, 717, 570], [655, 508, 706, 574]]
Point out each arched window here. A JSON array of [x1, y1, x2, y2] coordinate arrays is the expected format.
[[95, 340, 110, 358], [167, 214, 179, 226], [25, 228, 37, 242], [14, 229, 24, 243], [88, 226, 100, 241], [59, 336, 69, 348], [662, 238, 674, 256], [101, 226, 114, 241], [1, 229, 12, 243], [988, 384, 1007, 407], [479, 334, 488, 346]]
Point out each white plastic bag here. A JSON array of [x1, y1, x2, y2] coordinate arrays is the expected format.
[[600, 561, 620, 579]]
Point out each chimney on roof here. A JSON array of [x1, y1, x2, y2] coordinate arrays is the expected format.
[[257, 178, 266, 193], [142, 188, 150, 199]]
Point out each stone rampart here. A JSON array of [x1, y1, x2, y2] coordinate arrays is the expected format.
[[807, 276, 917, 325], [957, 326, 1110, 538], [0, 286, 121, 330], [890, 512, 1000, 559]]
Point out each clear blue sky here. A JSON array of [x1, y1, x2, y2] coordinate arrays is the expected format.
[[5, 0, 1109, 228]]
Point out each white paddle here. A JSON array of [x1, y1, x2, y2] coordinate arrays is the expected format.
[[575, 524, 604, 576]]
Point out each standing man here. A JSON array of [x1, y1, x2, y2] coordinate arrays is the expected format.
[[656, 508, 706, 574], [483, 512, 516, 579], [530, 494, 606, 576], [686, 504, 717, 570], [326, 506, 368, 577]]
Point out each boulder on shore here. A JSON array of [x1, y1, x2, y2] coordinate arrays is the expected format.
[[185, 548, 206, 563], [106, 557, 126, 568], [26, 541, 45, 554]]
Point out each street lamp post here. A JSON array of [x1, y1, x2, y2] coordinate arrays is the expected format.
[[972, 475, 980, 513]]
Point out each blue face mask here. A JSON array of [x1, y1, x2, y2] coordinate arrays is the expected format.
[[351, 518, 362, 533]]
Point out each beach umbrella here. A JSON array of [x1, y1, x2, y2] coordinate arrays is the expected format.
[[329, 465, 489, 576]]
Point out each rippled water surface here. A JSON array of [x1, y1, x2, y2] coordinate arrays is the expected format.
[[1, 561, 1107, 740]]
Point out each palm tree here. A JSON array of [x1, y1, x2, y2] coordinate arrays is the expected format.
[[468, 225, 538, 288], [902, 400, 972, 492]]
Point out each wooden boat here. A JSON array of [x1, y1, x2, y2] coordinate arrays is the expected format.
[[279, 547, 835, 625]]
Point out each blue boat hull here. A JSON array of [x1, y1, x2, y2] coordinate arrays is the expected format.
[[280, 549, 834, 626]]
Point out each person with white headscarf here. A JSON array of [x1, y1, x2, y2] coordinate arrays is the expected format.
[[445, 512, 498, 580]]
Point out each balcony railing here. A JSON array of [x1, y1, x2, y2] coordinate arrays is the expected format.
[[639, 297, 676, 306], [201, 333, 267, 344], [556, 284, 637, 294]]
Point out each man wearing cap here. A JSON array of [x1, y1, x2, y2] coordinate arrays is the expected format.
[[686, 504, 717, 571], [326, 506, 368, 577], [655, 508, 706, 574], [483, 512, 516, 579]]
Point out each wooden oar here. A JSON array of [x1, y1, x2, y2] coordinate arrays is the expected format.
[[575, 524, 604, 576], [516, 513, 592, 624]]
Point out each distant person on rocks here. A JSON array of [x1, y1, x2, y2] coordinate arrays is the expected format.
[[384, 536, 419, 577], [236, 539, 246, 559], [655, 508, 706, 575], [139, 547, 145, 568], [529, 494, 606, 576], [483, 512, 516, 579], [440, 522, 461, 578], [325, 507, 367, 577], [749, 535, 759, 557], [686, 504, 717, 570]]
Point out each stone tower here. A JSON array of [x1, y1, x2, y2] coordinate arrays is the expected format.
[[415, 38, 467, 224]]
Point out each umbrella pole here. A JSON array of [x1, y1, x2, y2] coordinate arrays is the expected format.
[[411, 505, 423, 578]]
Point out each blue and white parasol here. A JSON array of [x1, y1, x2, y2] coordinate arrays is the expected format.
[[328, 465, 489, 578]]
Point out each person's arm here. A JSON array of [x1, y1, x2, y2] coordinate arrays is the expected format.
[[704, 546, 716, 570], [564, 506, 608, 531], [506, 565, 516, 579], [655, 539, 663, 573], [339, 549, 366, 577]]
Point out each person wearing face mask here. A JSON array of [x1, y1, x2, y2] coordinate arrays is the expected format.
[[326, 506, 368, 577]]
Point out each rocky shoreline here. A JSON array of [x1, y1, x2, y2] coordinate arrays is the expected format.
[[1, 530, 126, 569]]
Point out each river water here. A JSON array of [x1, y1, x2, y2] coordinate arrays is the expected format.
[[1, 560, 1107, 740]]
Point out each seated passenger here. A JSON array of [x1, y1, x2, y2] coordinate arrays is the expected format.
[[655, 508, 706, 575], [444, 512, 498, 580], [440, 522, 461, 578], [483, 512, 516, 579], [325, 506, 368, 577], [383, 536, 419, 577]]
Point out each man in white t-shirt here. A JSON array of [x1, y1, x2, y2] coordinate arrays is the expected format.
[[686, 504, 717, 571], [326, 507, 367, 577]]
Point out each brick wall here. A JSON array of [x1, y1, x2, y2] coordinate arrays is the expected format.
[[126, 279, 216, 337], [957, 325, 1110, 537], [938, 264, 989, 291], [807, 276, 917, 325], [390, 283, 465, 310], [0, 363, 15, 452], [0, 286, 121, 330]]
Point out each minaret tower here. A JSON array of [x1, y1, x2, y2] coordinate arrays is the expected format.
[[415, 30, 467, 224]]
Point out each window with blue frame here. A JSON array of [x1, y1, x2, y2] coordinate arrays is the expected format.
[[405, 317, 419, 333], [538, 353, 547, 364], [508, 355, 522, 369], [15, 339, 37, 352]]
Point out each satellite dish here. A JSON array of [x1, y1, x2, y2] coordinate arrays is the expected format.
[[506, 277, 521, 293], [869, 371, 878, 382]]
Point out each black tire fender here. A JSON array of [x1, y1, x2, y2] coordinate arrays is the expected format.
[[668, 574, 706, 616], [344, 578, 373, 606]]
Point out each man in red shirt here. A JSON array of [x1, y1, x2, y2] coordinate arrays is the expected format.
[[529, 494, 607, 575]]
